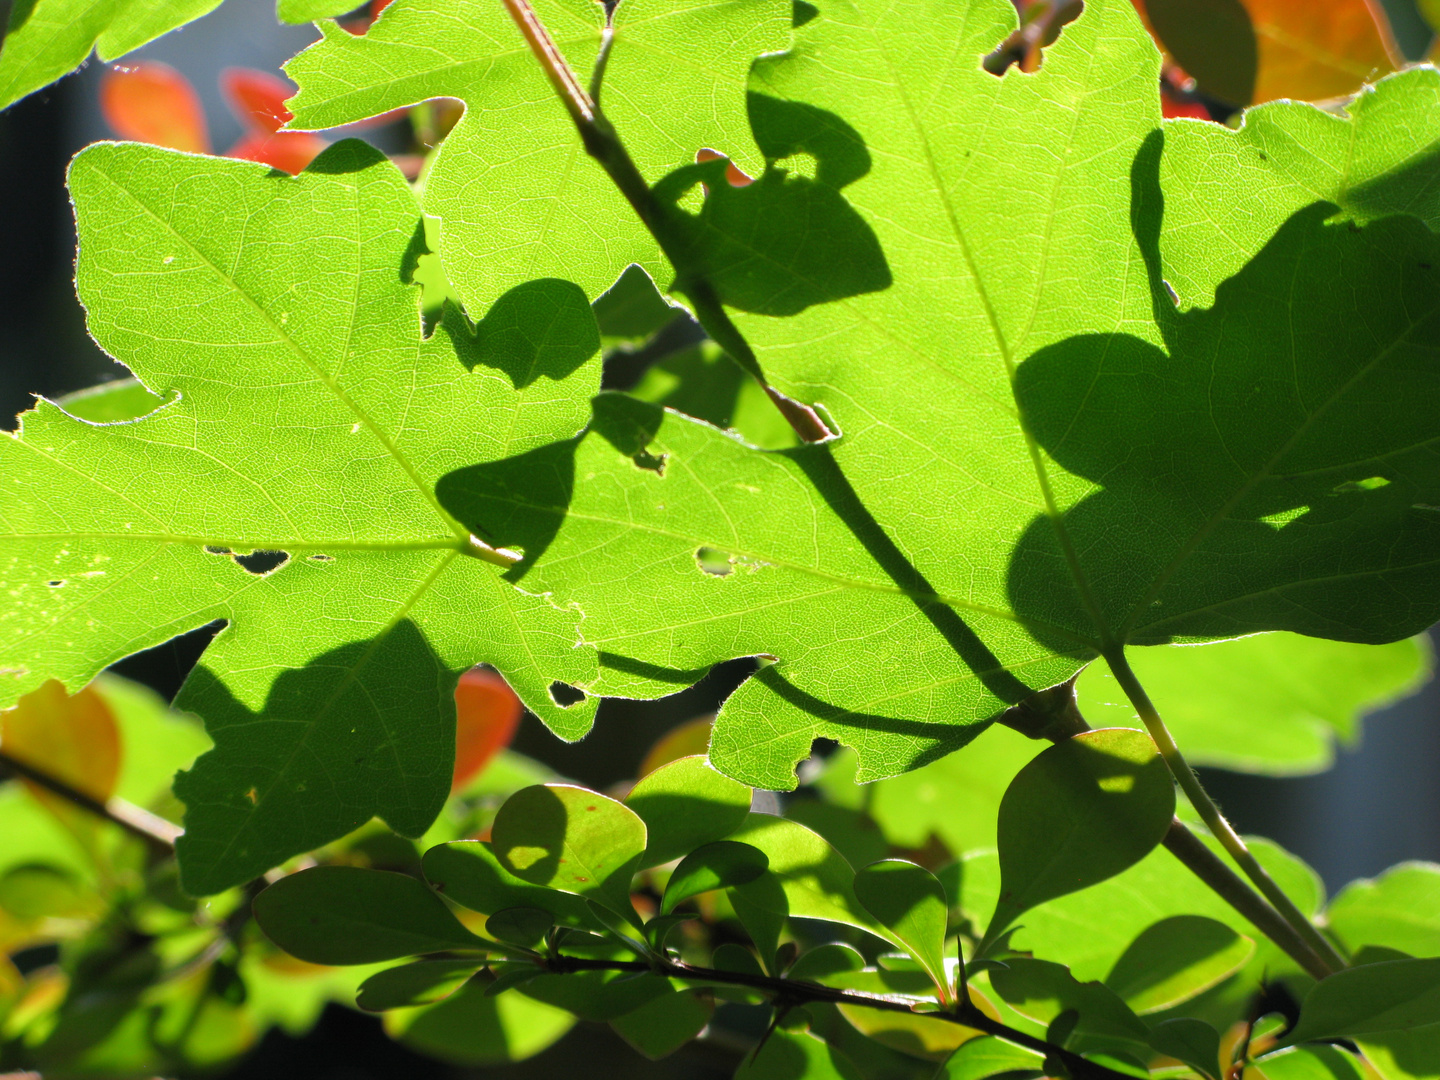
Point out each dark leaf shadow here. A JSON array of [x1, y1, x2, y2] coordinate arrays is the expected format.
[[653, 93, 892, 316], [1007, 129, 1440, 653], [439, 278, 600, 389], [173, 619, 455, 895]]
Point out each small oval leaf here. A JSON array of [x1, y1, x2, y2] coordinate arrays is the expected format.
[[1287, 957, 1440, 1044], [1105, 914, 1253, 1013], [985, 728, 1174, 948], [486, 906, 553, 950], [490, 785, 647, 918], [625, 755, 751, 868], [254, 866, 487, 965], [661, 840, 768, 914], [356, 960, 483, 1012], [422, 840, 595, 928], [853, 859, 952, 1005]]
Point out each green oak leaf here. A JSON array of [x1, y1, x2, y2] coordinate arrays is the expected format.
[[1, 140, 600, 894], [284, 0, 789, 305], [448, 0, 1440, 789], [0, 0, 223, 112]]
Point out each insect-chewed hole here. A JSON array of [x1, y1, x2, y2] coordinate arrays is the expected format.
[[233, 550, 290, 575], [204, 545, 231, 555], [548, 681, 586, 708], [1334, 477, 1391, 494], [45, 580, 65, 588], [632, 449, 667, 475], [308, 553, 334, 563], [695, 546, 735, 577], [983, 0, 1083, 75]]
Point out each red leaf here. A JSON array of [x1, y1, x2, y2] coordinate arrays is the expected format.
[[220, 68, 295, 135], [100, 62, 210, 154], [226, 130, 329, 175], [451, 668, 523, 792]]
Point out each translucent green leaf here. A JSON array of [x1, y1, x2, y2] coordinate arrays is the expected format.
[[1159, 68, 1440, 308], [1256, 1045, 1369, 1080], [356, 960, 482, 1012], [1355, 1025, 1440, 1080], [485, 907, 553, 950], [0, 0, 224, 111], [285, 0, 789, 305], [1288, 958, 1440, 1043], [473, 0, 1440, 790], [1103, 915, 1253, 1014], [988, 958, 1150, 1053], [422, 840, 596, 928], [625, 754, 752, 868], [1148, 1017, 1221, 1080], [2, 140, 601, 893], [835, 1002, 978, 1063], [55, 379, 166, 425], [491, 784, 646, 917], [386, 975, 573, 1065], [853, 860, 952, 1005], [277, 0, 357, 22], [985, 730, 1174, 948], [789, 943, 866, 982], [1327, 863, 1440, 959], [936, 1035, 1045, 1080], [736, 1030, 864, 1080], [610, 989, 712, 1061], [517, 969, 674, 1021], [0, 864, 92, 920], [1078, 634, 1431, 776], [661, 840, 769, 914], [253, 866, 488, 964]]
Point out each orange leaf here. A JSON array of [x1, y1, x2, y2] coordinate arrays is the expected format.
[[2, 680, 121, 808], [696, 148, 754, 188], [220, 68, 295, 135], [1246, 0, 1396, 103], [226, 131, 329, 175], [451, 668, 522, 792], [100, 62, 210, 154]]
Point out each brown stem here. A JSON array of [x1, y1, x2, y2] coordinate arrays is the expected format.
[[548, 953, 1133, 1080], [0, 748, 179, 850], [498, 0, 832, 444]]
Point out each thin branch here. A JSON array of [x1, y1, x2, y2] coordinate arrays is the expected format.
[[547, 952, 1133, 1080], [1102, 647, 1347, 976], [498, 0, 832, 444], [0, 748, 180, 850]]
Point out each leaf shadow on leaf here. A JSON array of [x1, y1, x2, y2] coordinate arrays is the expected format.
[[173, 618, 455, 895], [1345, 137, 1440, 228], [441, 280, 600, 390], [1006, 129, 1440, 654], [653, 93, 892, 316]]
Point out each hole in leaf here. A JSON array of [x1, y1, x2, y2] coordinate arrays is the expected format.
[[106, 619, 227, 703], [695, 547, 735, 577], [233, 550, 290, 575], [308, 553, 334, 562], [983, 0, 1083, 75], [632, 449, 667, 474], [1334, 476, 1391, 493], [547, 681, 586, 708], [45, 580, 64, 588], [204, 545, 231, 555]]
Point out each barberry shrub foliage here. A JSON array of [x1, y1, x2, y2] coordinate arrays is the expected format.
[[3, 0, 1440, 1075]]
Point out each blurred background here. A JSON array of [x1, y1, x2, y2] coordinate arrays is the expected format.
[[2, 0, 1440, 1076]]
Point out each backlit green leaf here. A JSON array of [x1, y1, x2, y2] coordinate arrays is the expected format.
[[853, 860, 952, 1005], [1148, 1017, 1221, 1080], [625, 754, 752, 868], [1256, 1045, 1369, 1080], [988, 958, 1150, 1053], [3, 141, 601, 893], [490, 784, 646, 917], [735, 1029, 864, 1080], [1327, 863, 1440, 959], [1103, 915, 1253, 1013], [936, 1035, 1045, 1080], [385, 974, 573, 1065], [422, 840, 597, 928], [609, 989, 713, 1061], [356, 960, 483, 1012], [661, 840, 768, 914], [254, 866, 488, 964], [986, 729, 1174, 947], [1287, 958, 1440, 1044]]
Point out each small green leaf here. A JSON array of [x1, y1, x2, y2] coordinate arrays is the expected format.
[[1104, 915, 1253, 1013], [1328, 863, 1440, 959], [610, 990, 713, 1061], [254, 866, 487, 965], [517, 969, 674, 1021], [788, 943, 866, 982], [1148, 1017, 1221, 1080], [735, 1030, 864, 1080], [988, 959, 1150, 1053], [661, 841, 769, 914], [985, 729, 1174, 947], [936, 1035, 1045, 1080], [389, 975, 574, 1065], [646, 913, 698, 952], [1287, 958, 1440, 1043], [0, 864, 92, 920], [422, 840, 596, 928], [729, 887, 787, 976], [835, 1000, 981, 1062], [485, 908, 552, 950], [356, 960, 482, 1012], [1255, 1045, 1369, 1080], [490, 785, 647, 917], [625, 755, 752, 868], [853, 860, 952, 1005]]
